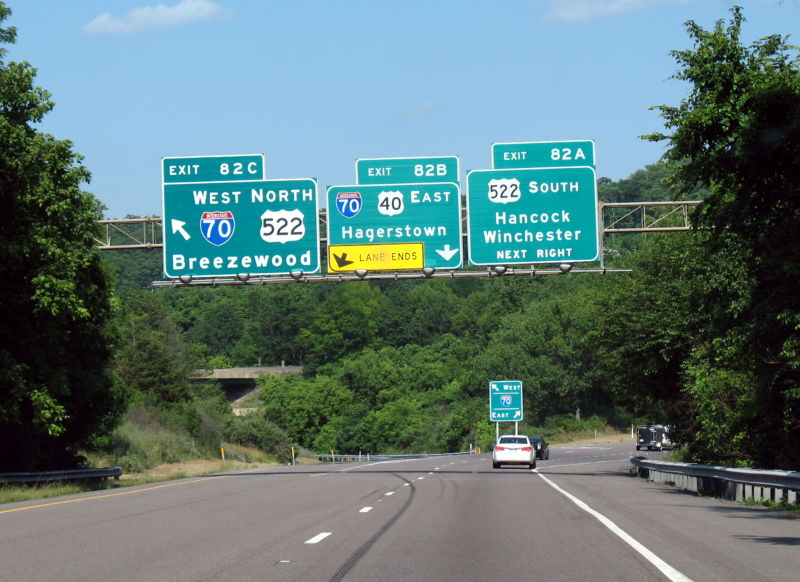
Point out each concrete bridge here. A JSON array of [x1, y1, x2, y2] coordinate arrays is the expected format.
[[193, 366, 302, 402]]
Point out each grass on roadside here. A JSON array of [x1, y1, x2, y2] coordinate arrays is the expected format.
[[742, 497, 800, 515], [0, 451, 282, 506], [0, 483, 86, 506]]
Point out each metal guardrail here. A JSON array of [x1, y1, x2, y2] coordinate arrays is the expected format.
[[0, 466, 122, 485], [630, 457, 799, 504], [317, 452, 472, 463]]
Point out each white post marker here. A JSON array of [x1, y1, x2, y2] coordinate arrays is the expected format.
[[536, 472, 693, 582]]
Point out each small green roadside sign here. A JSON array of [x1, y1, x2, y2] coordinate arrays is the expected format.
[[492, 140, 595, 169], [356, 156, 459, 185], [162, 178, 320, 278], [490, 381, 523, 421], [162, 154, 265, 184]]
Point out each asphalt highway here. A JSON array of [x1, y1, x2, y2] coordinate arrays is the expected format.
[[2, 442, 798, 581]]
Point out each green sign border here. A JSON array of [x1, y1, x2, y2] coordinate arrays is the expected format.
[[355, 156, 460, 185], [489, 380, 523, 422], [162, 154, 266, 184], [326, 182, 463, 271], [466, 166, 600, 266], [491, 140, 595, 170], [162, 178, 320, 278]]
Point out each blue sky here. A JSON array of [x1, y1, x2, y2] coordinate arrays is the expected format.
[[5, 0, 799, 219]]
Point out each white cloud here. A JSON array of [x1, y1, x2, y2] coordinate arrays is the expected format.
[[546, 0, 687, 22], [83, 0, 226, 34]]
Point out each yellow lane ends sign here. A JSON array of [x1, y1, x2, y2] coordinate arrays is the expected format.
[[328, 243, 424, 272]]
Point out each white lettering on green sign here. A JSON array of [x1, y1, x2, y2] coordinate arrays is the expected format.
[[171, 250, 314, 272]]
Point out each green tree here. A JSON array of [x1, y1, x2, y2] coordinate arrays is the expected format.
[[467, 280, 602, 423], [590, 232, 719, 426], [298, 283, 383, 371], [185, 297, 245, 360], [113, 292, 193, 403], [645, 6, 800, 467], [237, 285, 318, 365], [598, 163, 673, 204], [0, 3, 126, 470], [259, 373, 353, 448]]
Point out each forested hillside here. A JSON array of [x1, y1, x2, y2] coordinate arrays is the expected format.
[[101, 163, 685, 458], [104, 118, 797, 469]]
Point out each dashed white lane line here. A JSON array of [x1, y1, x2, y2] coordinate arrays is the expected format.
[[384, 491, 395, 496], [536, 472, 693, 582], [305, 532, 332, 544], [359, 506, 373, 513]]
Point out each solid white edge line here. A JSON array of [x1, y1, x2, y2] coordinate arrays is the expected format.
[[536, 472, 694, 582], [305, 532, 332, 544]]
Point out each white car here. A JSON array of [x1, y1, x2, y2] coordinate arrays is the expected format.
[[492, 434, 536, 469]]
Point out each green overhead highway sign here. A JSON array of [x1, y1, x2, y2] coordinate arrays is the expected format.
[[326, 182, 463, 271], [356, 156, 460, 185], [466, 166, 599, 265], [492, 140, 595, 169], [162, 178, 320, 278], [162, 154, 265, 184], [489, 380, 523, 421]]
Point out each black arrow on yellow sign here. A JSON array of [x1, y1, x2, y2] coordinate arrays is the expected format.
[[333, 253, 354, 268]]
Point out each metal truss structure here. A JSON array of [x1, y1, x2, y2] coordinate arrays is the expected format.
[[95, 200, 701, 285]]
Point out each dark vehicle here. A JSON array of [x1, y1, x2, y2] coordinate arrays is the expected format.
[[529, 436, 550, 459], [636, 424, 671, 451]]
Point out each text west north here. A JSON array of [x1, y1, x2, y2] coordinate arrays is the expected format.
[[190, 188, 315, 205]]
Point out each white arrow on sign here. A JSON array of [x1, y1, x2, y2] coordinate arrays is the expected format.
[[514, 411, 522, 419], [171, 219, 191, 241], [436, 244, 459, 261]]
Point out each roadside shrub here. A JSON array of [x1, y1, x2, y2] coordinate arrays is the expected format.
[[225, 414, 293, 463], [108, 411, 201, 472]]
